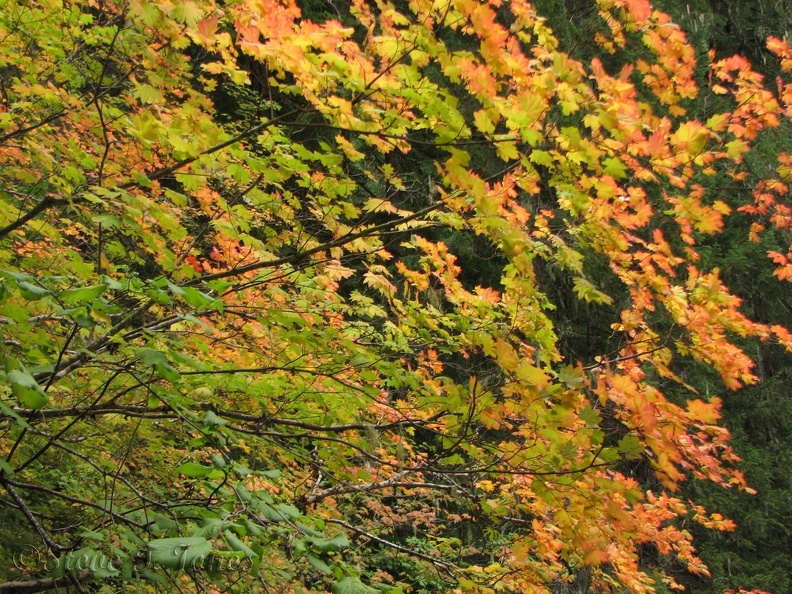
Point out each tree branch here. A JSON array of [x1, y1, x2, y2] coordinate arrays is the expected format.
[[0, 472, 64, 554], [189, 203, 442, 284], [3, 476, 145, 528], [0, 570, 92, 594], [0, 197, 61, 240], [305, 474, 459, 505], [116, 111, 299, 191], [8, 402, 445, 433], [325, 518, 457, 576], [32, 300, 154, 384], [0, 109, 300, 240]]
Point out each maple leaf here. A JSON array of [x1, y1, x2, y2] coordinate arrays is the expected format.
[[0, 1, 790, 593]]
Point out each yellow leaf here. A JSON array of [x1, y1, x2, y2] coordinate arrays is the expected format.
[[473, 109, 495, 134]]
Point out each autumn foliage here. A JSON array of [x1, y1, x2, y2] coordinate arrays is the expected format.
[[0, 0, 790, 592]]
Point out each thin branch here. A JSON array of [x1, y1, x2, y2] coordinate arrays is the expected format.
[[32, 300, 153, 385], [92, 21, 124, 187], [0, 570, 92, 594], [189, 203, 442, 284], [325, 518, 457, 576], [0, 196, 60, 240], [4, 476, 145, 528], [583, 339, 675, 371], [306, 477, 458, 505], [116, 110, 300, 191], [171, 173, 265, 274], [0, 108, 300, 240], [16, 368, 126, 473], [0, 472, 65, 553], [0, 41, 135, 148], [8, 402, 445, 433], [0, 110, 69, 145], [44, 324, 79, 392], [33, 436, 171, 515]]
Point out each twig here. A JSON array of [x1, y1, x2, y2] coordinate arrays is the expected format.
[[0, 570, 92, 593], [0, 472, 64, 553], [3, 476, 145, 528], [189, 203, 442, 284], [325, 518, 457, 576]]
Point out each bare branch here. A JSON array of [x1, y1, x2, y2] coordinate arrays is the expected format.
[[305, 474, 459, 505], [32, 300, 154, 385], [0, 472, 64, 553], [325, 518, 457, 576], [3, 476, 145, 528], [0, 570, 92, 594]]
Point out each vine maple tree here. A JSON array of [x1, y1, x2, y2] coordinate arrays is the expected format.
[[0, 0, 790, 592]]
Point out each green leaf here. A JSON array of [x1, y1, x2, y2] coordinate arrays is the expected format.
[[131, 111, 165, 143], [223, 530, 258, 558], [602, 157, 628, 179], [558, 365, 584, 388], [0, 457, 14, 474], [171, 2, 204, 26], [0, 399, 32, 430], [17, 281, 50, 300], [496, 140, 519, 161], [140, 348, 167, 366], [308, 532, 349, 553], [7, 369, 48, 409], [0, 269, 33, 283], [175, 462, 213, 478], [139, 349, 181, 381], [182, 287, 216, 309], [165, 189, 189, 206], [246, 520, 264, 537], [178, 313, 212, 331], [145, 285, 172, 305], [572, 277, 613, 305], [196, 518, 223, 538], [101, 275, 125, 291], [147, 537, 213, 570], [233, 461, 253, 475], [307, 553, 331, 573], [203, 410, 228, 426], [579, 405, 600, 426], [618, 434, 644, 460], [60, 284, 106, 304], [154, 363, 181, 382], [331, 577, 380, 594], [530, 150, 554, 167], [597, 447, 620, 464], [473, 109, 495, 134], [133, 84, 165, 105], [275, 503, 301, 520], [257, 502, 300, 522], [139, 568, 169, 584], [296, 522, 324, 538]]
